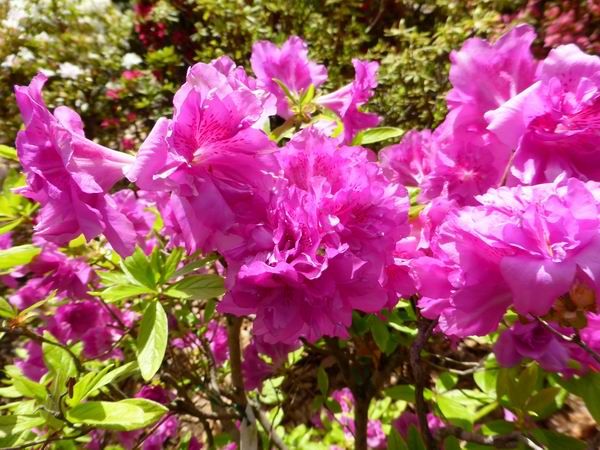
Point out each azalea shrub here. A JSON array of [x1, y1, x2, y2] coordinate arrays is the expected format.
[[2, 22, 600, 450]]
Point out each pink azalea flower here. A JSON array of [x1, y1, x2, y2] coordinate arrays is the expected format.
[[447, 24, 538, 116], [45, 299, 124, 359], [317, 59, 381, 144], [220, 129, 408, 343], [494, 321, 570, 371], [488, 44, 600, 185], [126, 58, 278, 257], [14, 73, 137, 256], [379, 130, 434, 187], [251, 36, 327, 117], [392, 411, 444, 440], [241, 342, 276, 391], [206, 321, 229, 366], [420, 112, 511, 205], [15, 341, 46, 381], [112, 189, 155, 254], [414, 178, 600, 337]]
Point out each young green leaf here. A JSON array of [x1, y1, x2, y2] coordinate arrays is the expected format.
[[136, 301, 168, 381], [369, 316, 389, 353], [66, 398, 168, 430], [69, 362, 138, 406], [0, 145, 18, 161], [121, 247, 157, 290], [5, 366, 47, 401], [317, 366, 329, 396], [164, 274, 225, 300], [95, 284, 155, 303], [0, 245, 41, 271], [387, 428, 409, 450], [352, 127, 403, 145], [0, 297, 16, 319]]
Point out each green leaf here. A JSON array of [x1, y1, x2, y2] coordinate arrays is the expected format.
[[0, 245, 40, 271], [121, 247, 156, 290], [436, 394, 474, 429], [387, 428, 408, 450], [299, 84, 315, 106], [516, 364, 539, 400], [474, 368, 497, 396], [560, 372, 600, 422], [95, 284, 155, 303], [385, 385, 415, 402], [369, 316, 389, 353], [136, 301, 168, 381], [161, 247, 184, 282], [526, 387, 561, 417], [272, 78, 296, 103], [204, 298, 216, 322], [0, 414, 45, 439], [0, 145, 18, 161], [164, 274, 225, 300], [173, 254, 217, 278], [0, 297, 16, 319], [70, 362, 137, 406], [407, 425, 426, 450], [352, 127, 403, 145], [66, 399, 168, 431], [530, 429, 586, 450], [5, 366, 47, 401], [0, 218, 23, 235], [42, 335, 78, 405], [317, 366, 329, 396], [435, 372, 458, 392]]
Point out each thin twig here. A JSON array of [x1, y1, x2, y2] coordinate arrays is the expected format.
[[0, 326, 83, 372], [251, 403, 289, 450], [437, 426, 543, 449]]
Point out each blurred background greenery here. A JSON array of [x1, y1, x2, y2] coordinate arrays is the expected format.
[[1, 0, 598, 150]]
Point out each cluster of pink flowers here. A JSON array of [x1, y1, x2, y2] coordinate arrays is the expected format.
[[14, 27, 600, 374], [391, 24, 600, 372]]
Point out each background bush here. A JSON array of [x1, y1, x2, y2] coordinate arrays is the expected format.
[[3, 0, 600, 150]]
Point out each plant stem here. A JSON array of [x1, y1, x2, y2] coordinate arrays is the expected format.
[[353, 391, 370, 450], [409, 317, 437, 450]]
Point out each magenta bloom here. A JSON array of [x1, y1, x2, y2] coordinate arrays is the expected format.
[[112, 189, 155, 253], [447, 24, 538, 116], [14, 74, 137, 256], [317, 59, 381, 144], [220, 129, 408, 344], [415, 178, 600, 337], [488, 44, 600, 185], [251, 36, 327, 117], [494, 321, 570, 371], [379, 130, 434, 186], [206, 321, 229, 366], [241, 342, 276, 391], [420, 113, 511, 205], [392, 411, 444, 440], [46, 299, 125, 359], [126, 58, 278, 257], [15, 341, 46, 381]]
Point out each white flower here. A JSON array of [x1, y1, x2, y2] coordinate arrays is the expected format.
[[17, 48, 35, 61], [39, 68, 56, 77], [121, 53, 143, 69], [1, 55, 17, 69], [2, 0, 28, 29], [58, 62, 84, 79]]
